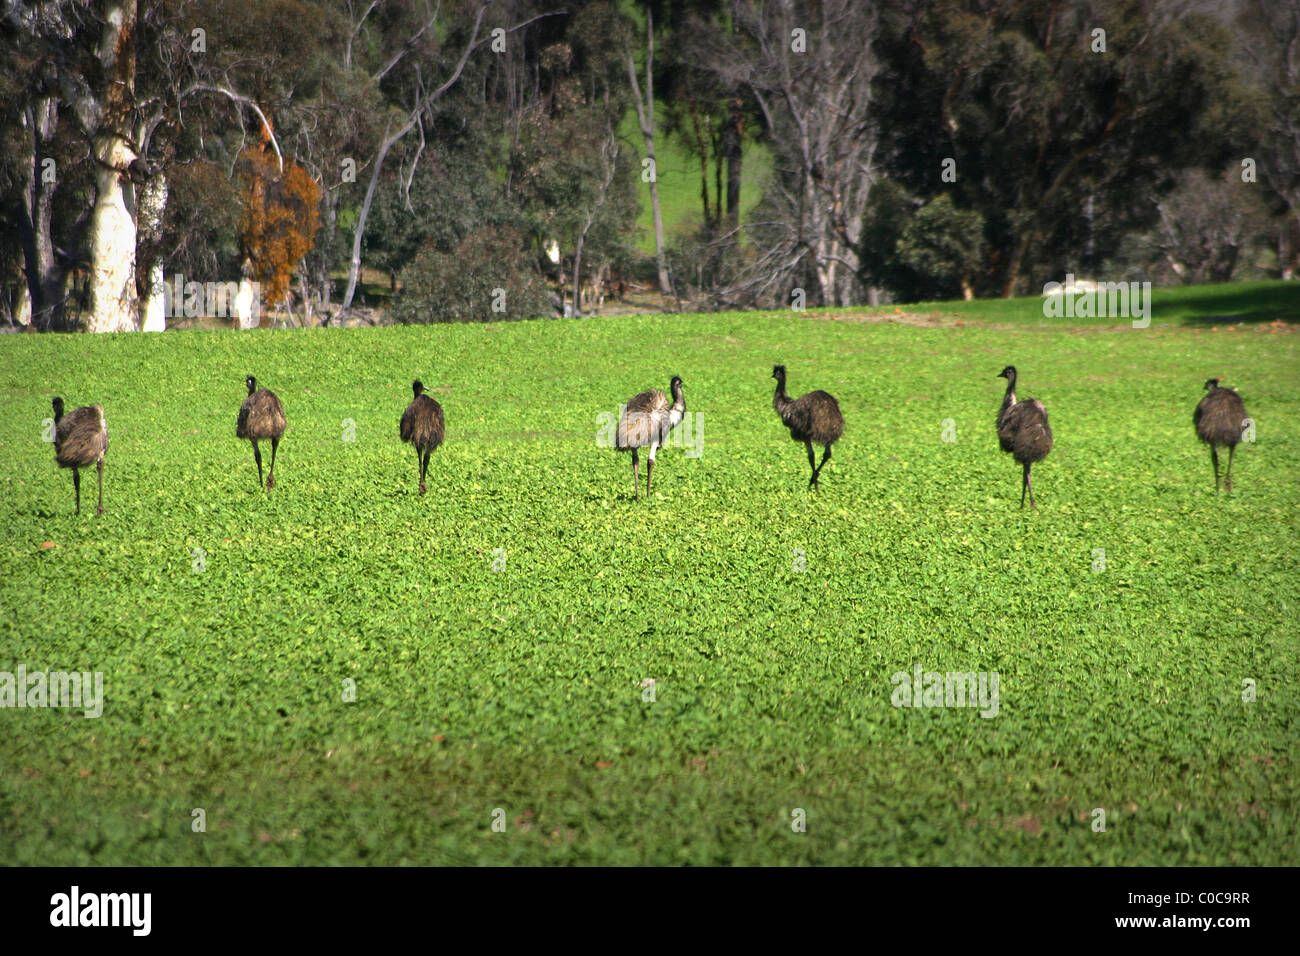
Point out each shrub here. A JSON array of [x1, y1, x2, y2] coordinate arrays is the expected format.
[[392, 226, 553, 324], [237, 143, 321, 303]]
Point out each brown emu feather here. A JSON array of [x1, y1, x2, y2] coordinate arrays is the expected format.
[[236, 376, 286, 490], [400, 380, 446, 495], [616, 376, 684, 498], [772, 365, 843, 490], [52, 397, 108, 515], [996, 366, 1052, 508], [1194, 378, 1249, 492]]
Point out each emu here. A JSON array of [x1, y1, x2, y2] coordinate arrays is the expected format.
[[399, 380, 446, 496], [51, 397, 108, 515], [236, 376, 285, 490], [1194, 378, 1249, 492], [996, 366, 1053, 509], [771, 365, 843, 490], [616, 375, 685, 499]]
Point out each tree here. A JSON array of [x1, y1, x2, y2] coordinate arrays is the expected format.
[[393, 225, 551, 324], [2, 0, 145, 331], [337, 4, 561, 313], [626, 5, 671, 296], [1236, 0, 1300, 277], [510, 6, 638, 316], [1113, 168, 1272, 284], [84, 0, 141, 332], [364, 109, 524, 295], [660, 0, 750, 236], [895, 195, 987, 301], [1, 54, 94, 330], [1, 0, 302, 331], [238, 139, 321, 310], [689, 0, 882, 307], [875, 0, 1256, 297], [153, 159, 242, 284]]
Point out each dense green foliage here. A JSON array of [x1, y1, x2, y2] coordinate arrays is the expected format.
[[895, 195, 988, 302], [1, 282, 1297, 864], [5, 1, 1293, 331], [873, 0, 1263, 298]]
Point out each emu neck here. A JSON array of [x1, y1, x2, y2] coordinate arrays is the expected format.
[[774, 379, 791, 413], [671, 385, 685, 412], [1001, 375, 1017, 413]]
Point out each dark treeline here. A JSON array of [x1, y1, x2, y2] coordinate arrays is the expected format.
[[0, 0, 1293, 330]]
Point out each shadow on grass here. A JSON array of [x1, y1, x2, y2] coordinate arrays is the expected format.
[[1161, 282, 1300, 326]]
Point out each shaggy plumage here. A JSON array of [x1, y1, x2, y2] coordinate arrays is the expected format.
[[52, 396, 108, 515], [996, 365, 1053, 508], [236, 375, 286, 490], [400, 379, 446, 496], [1194, 378, 1249, 492], [616, 375, 685, 498], [772, 364, 844, 490]]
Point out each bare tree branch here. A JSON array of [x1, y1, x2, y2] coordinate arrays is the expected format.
[[179, 83, 283, 174]]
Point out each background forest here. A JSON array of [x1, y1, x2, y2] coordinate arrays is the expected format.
[[1, 0, 1295, 330]]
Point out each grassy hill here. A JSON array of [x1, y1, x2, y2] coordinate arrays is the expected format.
[[1, 282, 1297, 864], [619, 104, 772, 256]]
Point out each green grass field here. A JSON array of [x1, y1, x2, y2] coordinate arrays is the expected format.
[[2, 282, 1297, 865]]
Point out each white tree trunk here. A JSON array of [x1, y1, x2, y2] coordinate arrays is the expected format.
[[86, 134, 139, 332], [86, 1, 140, 333], [139, 172, 168, 331], [15, 281, 32, 326], [236, 260, 258, 329], [142, 262, 166, 331]]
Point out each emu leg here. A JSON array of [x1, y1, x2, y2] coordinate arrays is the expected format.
[[646, 446, 656, 498], [811, 443, 833, 488], [266, 436, 279, 490], [631, 448, 640, 500], [72, 466, 81, 515], [252, 440, 264, 489], [420, 449, 431, 496], [96, 458, 104, 516], [1210, 446, 1220, 492], [805, 440, 817, 488], [1020, 462, 1031, 509], [1225, 444, 1235, 493]]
